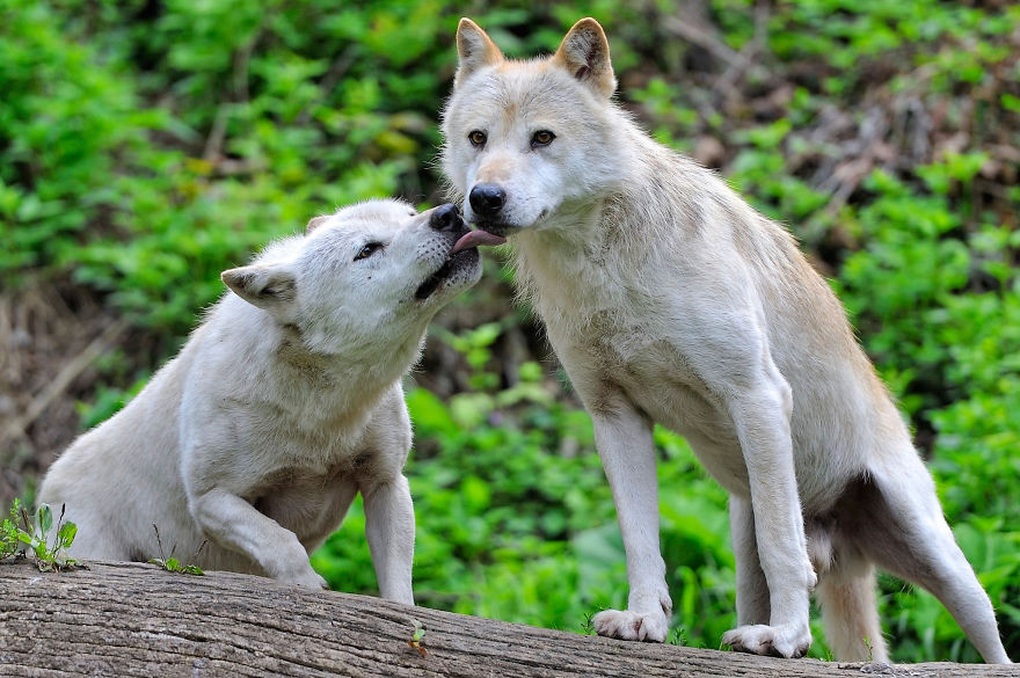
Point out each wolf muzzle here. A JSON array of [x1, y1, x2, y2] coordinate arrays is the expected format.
[[468, 183, 506, 219], [429, 203, 464, 231]]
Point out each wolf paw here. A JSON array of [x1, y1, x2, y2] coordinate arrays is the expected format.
[[276, 564, 329, 589], [592, 608, 669, 643], [721, 623, 811, 658]]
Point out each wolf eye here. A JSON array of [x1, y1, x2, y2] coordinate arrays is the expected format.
[[468, 130, 487, 147], [354, 242, 383, 261], [531, 130, 556, 148]]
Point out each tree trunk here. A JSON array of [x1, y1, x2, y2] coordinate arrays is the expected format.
[[0, 560, 1011, 677]]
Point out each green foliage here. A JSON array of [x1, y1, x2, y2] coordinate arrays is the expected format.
[[0, 503, 20, 561], [148, 524, 205, 576], [0, 501, 79, 572], [407, 618, 429, 656], [1, 0, 472, 333], [77, 377, 150, 430]]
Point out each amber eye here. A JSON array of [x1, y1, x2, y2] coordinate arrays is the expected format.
[[354, 242, 383, 261], [467, 130, 487, 147], [531, 130, 556, 147]]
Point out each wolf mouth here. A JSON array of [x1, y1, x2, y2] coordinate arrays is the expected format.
[[414, 261, 452, 300], [452, 227, 508, 253], [414, 249, 476, 301]]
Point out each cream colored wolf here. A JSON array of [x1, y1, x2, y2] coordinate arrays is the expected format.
[[39, 200, 482, 603], [441, 17, 1011, 663]]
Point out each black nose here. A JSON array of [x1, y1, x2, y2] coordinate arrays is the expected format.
[[429, 203, 461, 231], [469, 183, 506, 219]]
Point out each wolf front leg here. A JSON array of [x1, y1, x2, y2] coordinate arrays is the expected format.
[[720, 376, 816, 659], [189, 487, 328, 588], [362, 473, 415, 606], [588, 396, 673, 643], [730, 495, 771, 626]]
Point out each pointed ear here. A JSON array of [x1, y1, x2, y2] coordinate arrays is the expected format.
[[221, 264, 297, 310], [552, 17, 616, 98], [454, 17, 504, 87], [305, 215, 331, 233]]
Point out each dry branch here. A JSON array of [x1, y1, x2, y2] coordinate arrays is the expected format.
[[0, 560, 1012, 677], [662, 14, 773, 83], [1, 318, 128, 453]]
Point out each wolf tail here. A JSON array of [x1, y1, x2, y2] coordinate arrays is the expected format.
[[816, 564, 888, 662]]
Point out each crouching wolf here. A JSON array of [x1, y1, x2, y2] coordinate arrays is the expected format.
[[441, 17, 1011, 663], [39, 200, 482, 603]]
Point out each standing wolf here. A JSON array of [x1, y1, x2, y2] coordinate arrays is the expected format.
[[39, 200, 481, 604], [441, 17, 1011, 663]]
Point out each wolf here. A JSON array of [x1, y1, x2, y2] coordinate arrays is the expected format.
[[38, 200, 482, 604], [440, 17, 1011, 663]]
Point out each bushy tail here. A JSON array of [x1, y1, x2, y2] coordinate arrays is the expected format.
[[816, 565, 889, 662]]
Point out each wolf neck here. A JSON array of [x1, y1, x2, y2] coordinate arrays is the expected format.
[[250, 318, 421, 428], [511, 127, 689, 317]]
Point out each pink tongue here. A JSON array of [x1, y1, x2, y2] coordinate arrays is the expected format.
[[452, 229, 508, 253]]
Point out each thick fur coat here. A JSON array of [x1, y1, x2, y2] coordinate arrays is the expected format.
[[39, 200, 481, 603], [440, 17, 1010, 663]]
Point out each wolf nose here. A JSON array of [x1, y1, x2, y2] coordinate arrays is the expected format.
[[429, 203, 461, 231], [469, 184, 506, 219]]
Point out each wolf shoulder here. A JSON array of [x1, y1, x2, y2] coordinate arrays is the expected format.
[[610, 135, 854, 336]]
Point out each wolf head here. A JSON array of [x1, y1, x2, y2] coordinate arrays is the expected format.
[[441, 17, 630, 240], [221, 199, 481, 355]]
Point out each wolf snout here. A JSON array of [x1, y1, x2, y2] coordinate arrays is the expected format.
[[469, 183, 506, 219], [429, 203, 464, 232]]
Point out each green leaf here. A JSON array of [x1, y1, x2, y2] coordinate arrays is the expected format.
[[57, 521, 78, 548], [37, 504, 53, 536], [405, 387, 458, 438]]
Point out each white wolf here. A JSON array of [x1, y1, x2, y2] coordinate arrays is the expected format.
[[38, 200, 482, 604], [440, 17, 1011, 663]]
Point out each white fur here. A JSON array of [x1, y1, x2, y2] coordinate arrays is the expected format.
[[441, 17, 1011, 663], [39, 199, 482, 604]]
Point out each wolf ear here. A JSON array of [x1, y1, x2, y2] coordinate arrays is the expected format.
[[454, 17, 504, 87], [306, 215, 331, 233], [221, 264, 297, 310], [553, 17, 616, 98]]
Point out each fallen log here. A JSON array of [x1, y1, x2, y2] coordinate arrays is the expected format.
[[0, 560, 1011, 677]]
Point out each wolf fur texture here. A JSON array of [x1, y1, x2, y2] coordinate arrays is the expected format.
[[440, 17, 1011, 663], [38, 200, 482, 604]]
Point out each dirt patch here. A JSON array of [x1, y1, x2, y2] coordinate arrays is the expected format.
[[0, 279, 124, 505]]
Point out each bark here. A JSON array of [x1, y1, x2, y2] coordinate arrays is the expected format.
[[0, 560, 1012, 677]]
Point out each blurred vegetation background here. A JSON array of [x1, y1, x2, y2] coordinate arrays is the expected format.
[[2, 0, 1018, 663]]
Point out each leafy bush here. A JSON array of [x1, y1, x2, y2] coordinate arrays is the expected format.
[[1, 500, 79, 571]]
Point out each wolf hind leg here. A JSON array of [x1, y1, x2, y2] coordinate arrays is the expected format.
[[849, 467, 1011, 664]]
